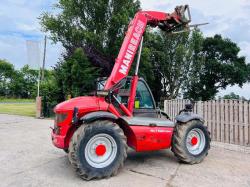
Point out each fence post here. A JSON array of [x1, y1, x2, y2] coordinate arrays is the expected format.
[[248, 101, 250, 146], [197, 101, 202, 115], [229, 100, 234, 144], [216, 100, 220, 141], [207, 101, 212, 136], [211, 100, 216, 141], [203, 101, 207, 127], [239, 100, 244, 145], [220, 100, 225, 143], [36, 96, 42, 118], [224, 100, 229, 143], [234, 100, 239, 145], [243, 101, 249, 146]]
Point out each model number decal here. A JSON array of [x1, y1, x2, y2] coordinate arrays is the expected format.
[[150, 129, 172, 133]]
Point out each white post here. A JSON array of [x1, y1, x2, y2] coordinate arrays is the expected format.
[[36, 67, 41, 118], [36, 96, 42, 118]]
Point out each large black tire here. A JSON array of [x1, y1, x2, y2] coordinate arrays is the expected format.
[[171, 120, 211, 164], [68, 120, 127, 180]]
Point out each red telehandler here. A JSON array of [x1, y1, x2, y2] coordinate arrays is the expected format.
[[51, 5, 210, 180]]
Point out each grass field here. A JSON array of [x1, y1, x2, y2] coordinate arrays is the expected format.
[[0, 98, 35, 103], [0, 103, 35, 117]]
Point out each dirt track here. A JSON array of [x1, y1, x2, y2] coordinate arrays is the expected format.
[[0, 114, 250, 187]]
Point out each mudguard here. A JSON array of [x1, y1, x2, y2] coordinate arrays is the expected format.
[[175, 112, 204, 123], [80, 111, 118, 123]]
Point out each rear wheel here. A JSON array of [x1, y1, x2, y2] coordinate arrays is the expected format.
[[172, 120, 210, 164], [68, 120, 127, 180]]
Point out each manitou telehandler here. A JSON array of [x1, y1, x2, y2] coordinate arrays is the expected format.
[[51, 5, 210, 180]]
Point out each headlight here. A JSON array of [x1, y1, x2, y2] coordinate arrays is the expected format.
[[55, 113, 68, 124], [54, 113, 67, 135]]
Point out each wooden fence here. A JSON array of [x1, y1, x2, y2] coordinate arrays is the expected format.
[[164, 99, 250, 147]]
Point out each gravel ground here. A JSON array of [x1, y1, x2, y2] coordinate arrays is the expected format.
[[0, 114, 250, 187]]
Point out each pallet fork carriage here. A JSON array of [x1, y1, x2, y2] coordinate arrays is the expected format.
[[51, 5, 210, 180]]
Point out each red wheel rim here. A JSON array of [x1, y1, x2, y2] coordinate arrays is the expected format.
[[95, 144, 106, 156], [191, 137, 198, 146]]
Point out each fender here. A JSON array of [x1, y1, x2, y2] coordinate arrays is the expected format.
[[80, 111, 118, 123], [63, 111, 118, 149], [175, 112, 204, 123], [80, 111, 137, 149]]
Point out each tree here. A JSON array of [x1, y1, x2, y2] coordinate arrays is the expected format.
[[40, 0, 140, 76], [0, 59, 15, 97], [184, 34, 250, 101], [129, 31, 163, 103], [222, 92, 247, 100], [40, 71, 61, 116], [0, 61, 39, 98], [54, 48, 99, 98], [137, 30, 203, 102], [18, 65, 38, 98], [158, 31, 198, 100], [40, 1, 250, 104]]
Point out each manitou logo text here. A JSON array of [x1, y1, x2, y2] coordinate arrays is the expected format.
[[119, 20, 145, 75]]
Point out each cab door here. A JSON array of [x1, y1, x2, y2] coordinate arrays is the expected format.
[[133, 79, 158, 118]]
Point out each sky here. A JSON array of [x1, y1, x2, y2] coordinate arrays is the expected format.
[[0, 0, 249, 98]]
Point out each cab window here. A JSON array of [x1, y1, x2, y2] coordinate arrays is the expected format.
[[135, 81, 154, 109]]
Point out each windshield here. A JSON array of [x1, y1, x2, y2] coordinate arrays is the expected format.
[[96, 77, 107, 90]]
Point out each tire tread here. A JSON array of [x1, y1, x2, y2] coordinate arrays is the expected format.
[[172, 120, 211, 164], [68, 120, 127, 180]]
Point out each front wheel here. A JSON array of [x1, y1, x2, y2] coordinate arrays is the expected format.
[[68, 120, 127, 180], [171, 120, 211, 164]]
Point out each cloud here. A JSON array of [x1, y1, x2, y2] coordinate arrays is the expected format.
[[0, 34, 26, 68], [140, 0, 250, 98], [218, 84, 250, 99], [0, 0, 61, 69], [239, 41, 250, 62], [0, 33, 63, 69], [141, 0, 250, 18], [140, 0, 250, 59]]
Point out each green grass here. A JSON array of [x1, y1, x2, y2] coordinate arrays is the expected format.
[[0, 103, 36, 117], [0, 98, 35, 103]]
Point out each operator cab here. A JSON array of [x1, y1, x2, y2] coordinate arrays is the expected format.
[[117, 77, 158, 118], [96, 76, 169, 119]]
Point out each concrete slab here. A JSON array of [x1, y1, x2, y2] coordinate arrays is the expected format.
[[0, 114, 250, 187]]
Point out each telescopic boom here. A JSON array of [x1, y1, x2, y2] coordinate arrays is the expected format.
[[104, 5, 191, 90]]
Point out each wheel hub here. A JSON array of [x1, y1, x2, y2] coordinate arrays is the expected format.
[[85, 133, 117, 168], [186, 128, 206, 155], [191, 136, 198, 146], [95, 144, 106, 156]]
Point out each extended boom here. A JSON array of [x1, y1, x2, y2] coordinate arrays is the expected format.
[[104, 5, 191, 90]]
